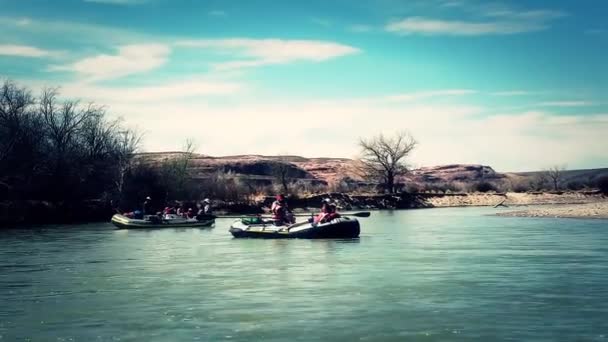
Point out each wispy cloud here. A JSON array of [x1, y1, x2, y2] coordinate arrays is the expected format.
[[383, 89, 476, 102], [386, 5, 565, 36], [208, 10, 226, 17], [387, 16, 546, 35], [50, 44, 170, 81], [311, 17, 332, 27], [539, 101, 595, 107], [176, 38, 360, 70], [0, 16, 147, 46], [83, 0, 150, 4], [0, 44, 62, 58], [90, 92, 607, 170], [52, 79, 243, 103], [440, 0, 467, 8], [490, 90, 531, 96], [349, 24, 373, 33], [585, 28, 606, 35]]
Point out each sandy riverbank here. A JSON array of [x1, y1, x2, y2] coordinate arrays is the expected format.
[[496, 202, 608, 219], [426, 192, 604, 207]]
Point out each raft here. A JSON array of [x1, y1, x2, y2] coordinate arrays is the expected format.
[[111, 214, 215, 229], [229, 216, 360, 239]]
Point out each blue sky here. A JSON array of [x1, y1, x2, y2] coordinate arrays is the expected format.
[[1, 0, 606, 171]]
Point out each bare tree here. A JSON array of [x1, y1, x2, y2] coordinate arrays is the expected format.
[[272, 156, 293, 194], [0, 80, 36, 165], [175, 138, 196, 193], [161, 138, 197, 201], [544, 165, 566, 191], [114, 128, 142, 196], [358, 131, 417, 194]]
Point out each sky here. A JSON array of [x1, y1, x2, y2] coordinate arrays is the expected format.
[[0, 0, 607, 171]]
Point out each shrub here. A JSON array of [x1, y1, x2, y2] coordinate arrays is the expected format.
[[597, 176, 608, 195], [474, 181, 496, 193], [566, 180, 585, 191], [511, 182, 530, 193]]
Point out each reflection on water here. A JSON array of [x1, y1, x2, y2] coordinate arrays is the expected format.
[[1, 207, 607, 341]]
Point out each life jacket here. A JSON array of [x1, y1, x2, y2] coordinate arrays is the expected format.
[[271, 200, 287, 220], [315, 205, 340, 224]]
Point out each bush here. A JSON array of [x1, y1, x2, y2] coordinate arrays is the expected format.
[[597, 176, 608, 195], [404, 183, 421, 194], [566, 180, 585, 191], [1, 79, 140, 202], [474, 181, 496, 193]]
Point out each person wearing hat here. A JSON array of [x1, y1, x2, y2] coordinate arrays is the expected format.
[[143, 196, 153, 216], [314, 198, 340, 224], [197, 198, 213, 218], [186, 208, 195, 219], [203, 198, 212, 215], [271, 194, 293, 226]]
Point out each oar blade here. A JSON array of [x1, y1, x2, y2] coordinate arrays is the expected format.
[[350, 211, 371, 218]]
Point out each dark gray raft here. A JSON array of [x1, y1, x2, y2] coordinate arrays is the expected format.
[[229, 217, 360, 239]]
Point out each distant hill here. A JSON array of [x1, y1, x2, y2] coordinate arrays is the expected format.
[[136, 153, 608, 191]]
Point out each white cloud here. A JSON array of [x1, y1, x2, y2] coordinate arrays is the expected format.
[[383, 89, 476, 102], [0, 44, 62, 58], [50, 44, 170, 81], [83, 0, 150, 4], [79, 86, 607, 171], [311, 17, 332, 27], [386, 7, 565, 36], [539, 101, 595, 107], [386, 17, 546, 35], [176, 38, 360, 70], [208, 10, 226, 17], [44, 85, 584, 169], [56, 79, 243, 103], [0, 16, 148, 46], [490, 90, 530, 96], [349, 24, 373, 33], [15, 18, 32, 26]]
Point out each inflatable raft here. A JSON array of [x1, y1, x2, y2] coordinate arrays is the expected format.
[[229, 216, 360, 239], [111, 214, 215, 229]]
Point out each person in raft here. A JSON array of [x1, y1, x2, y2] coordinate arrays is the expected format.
[[143, 196, 153, 215], [195, 199, 212, 220], [202, 198, 212, 215], [313, 198, 341, 224], [271, 194, 294, 226]]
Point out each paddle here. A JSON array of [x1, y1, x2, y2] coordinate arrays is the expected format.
[[217, 212, 371, 219], [283, 211, 371, 218]]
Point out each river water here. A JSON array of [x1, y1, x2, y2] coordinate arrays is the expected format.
[[1, 207, 607, 341]]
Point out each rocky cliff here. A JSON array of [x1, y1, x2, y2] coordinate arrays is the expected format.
[[136, 153, 508, 189]]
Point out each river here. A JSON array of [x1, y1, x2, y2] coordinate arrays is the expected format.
[[1, 207, 607, 341]]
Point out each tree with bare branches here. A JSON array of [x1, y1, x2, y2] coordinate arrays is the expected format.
[[358, 131, 417, 194], [544, 165, 566, 191], [114, 128, 142, 197], [0, 79, 141, 202], [160, 138, 197, 201], [272, 156, 293, 194]]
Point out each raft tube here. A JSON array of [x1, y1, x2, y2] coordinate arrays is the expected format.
[[229, 216, 360, 239], [111, 214, 215, 229]]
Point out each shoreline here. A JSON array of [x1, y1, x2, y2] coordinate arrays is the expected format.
[[495, 202, 608, 220], [1, 192, 606, 226]]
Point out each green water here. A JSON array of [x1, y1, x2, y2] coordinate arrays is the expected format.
[[1, 207, 607, 341]]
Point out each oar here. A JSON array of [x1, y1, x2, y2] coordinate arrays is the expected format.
[[217, 212, 371, 219], [345, 211, 371, 218]]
